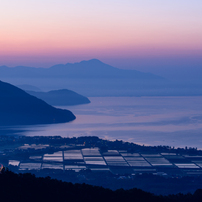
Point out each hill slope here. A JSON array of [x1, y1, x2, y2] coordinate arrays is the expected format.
[[0, 80, 76, 125], [17, 84, 42, 92], [26, 89, 90, 106], [1, 169, 202, 202]]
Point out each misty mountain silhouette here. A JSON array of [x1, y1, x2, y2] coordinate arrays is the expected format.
[[0, 80, 76, 125], [26, 89, 90, 106], [2, 59, 186, 97], [17, 84, 41, 92], [0, 60, 201, 97], [49, 59, 163, 79], [0, 59, 163, 79]]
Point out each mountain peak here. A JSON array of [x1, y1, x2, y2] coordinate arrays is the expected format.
[[87, 59, 103, 63], [76, 59, 104, 65]]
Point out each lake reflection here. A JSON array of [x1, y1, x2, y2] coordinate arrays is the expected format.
[[10, 97, 202, 149]]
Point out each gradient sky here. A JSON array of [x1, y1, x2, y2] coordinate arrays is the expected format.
[[0, 0, 202, 70]]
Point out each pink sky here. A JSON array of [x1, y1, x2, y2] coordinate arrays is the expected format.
[[0, 0, 202, 69]]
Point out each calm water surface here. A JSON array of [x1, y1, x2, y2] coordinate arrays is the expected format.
[[13, 97, 202, 149]]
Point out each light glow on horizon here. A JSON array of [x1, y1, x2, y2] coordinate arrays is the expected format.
[[0, 0, 202, 68]]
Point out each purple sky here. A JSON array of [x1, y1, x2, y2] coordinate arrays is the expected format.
[[0, 0, 201, 73]]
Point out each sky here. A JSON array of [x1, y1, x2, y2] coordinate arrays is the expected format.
[[0, 0, 202, 71]]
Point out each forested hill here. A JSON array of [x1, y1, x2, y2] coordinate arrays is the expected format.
[[1, 169, 202, 202], [0, 80, 76, 125]]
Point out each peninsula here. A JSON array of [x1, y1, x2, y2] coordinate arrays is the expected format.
[[0, 80, 76, 125]]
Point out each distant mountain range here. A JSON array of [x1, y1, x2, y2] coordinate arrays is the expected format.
[[0, 59, 163, 80], [1, 59, 202, 96], [0, 80, 76, 125], [26, 89, 90, 106]]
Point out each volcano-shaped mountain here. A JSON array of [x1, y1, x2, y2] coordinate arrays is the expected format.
[[0, 59, 163, 79], [0, 80, 76, 125]]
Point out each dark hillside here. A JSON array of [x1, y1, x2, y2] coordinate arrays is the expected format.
[[0, 169, 162, 202], [0, 80, 75, 125], [1, 169, 202, 202]]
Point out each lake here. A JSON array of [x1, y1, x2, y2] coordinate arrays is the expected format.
[[11, 96, 202, 149]]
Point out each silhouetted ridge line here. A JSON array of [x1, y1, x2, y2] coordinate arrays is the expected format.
[[26, 89, 91, 106], [0, 59, 163, 79], [1, 169, 202, 201], [17, 84, 42, 92], [0, 80, 76, 125]]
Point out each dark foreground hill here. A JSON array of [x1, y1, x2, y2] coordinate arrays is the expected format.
[[1, 169, 202, 202], [26, 89, 90, 106], [0, 80, 76, 125]]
